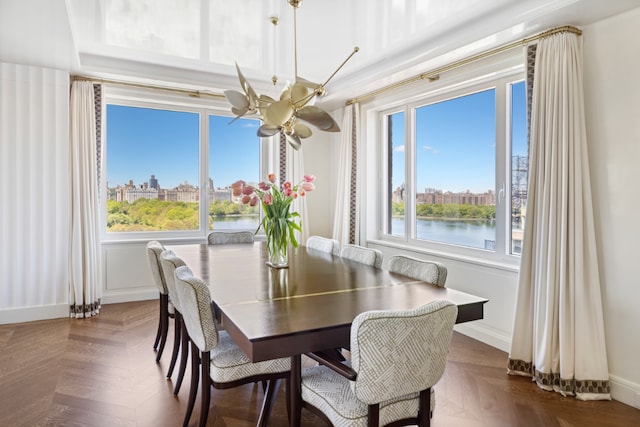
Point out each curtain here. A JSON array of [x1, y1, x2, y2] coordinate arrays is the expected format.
[[69, 81, 102, 318], [508, 32, 610, 400], [332, 103, 360, 246], [287, 137, 309, 245]]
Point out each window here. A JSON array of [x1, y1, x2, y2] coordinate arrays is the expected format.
[[209, 115, 260, 231], [103, 89, 264, 239], [380, 72, 527, 262]]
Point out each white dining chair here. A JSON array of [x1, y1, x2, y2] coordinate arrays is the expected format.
[[339, 244, 383, 268], [159, 249, 189, 395], [301, 300, 458, 426], [207, 230, 255, 244], [306, 235, 340, 256], [388, 254, 448, 287], [145, 240, 172, 362], [174, 266, 290, 427]]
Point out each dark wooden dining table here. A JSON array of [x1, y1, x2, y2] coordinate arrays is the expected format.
[[167, 242, 488, 426]]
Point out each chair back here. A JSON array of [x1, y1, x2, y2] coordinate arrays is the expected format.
[[339, 244, 383, 268], [174, 266, 218, 353], [146, 241, 167, 294], [208, 231, 255, 245], [159, 250, 187, 312], [388, 254, 448, 287], [306, 235, 340, 256], [349, 300, 457, 405]]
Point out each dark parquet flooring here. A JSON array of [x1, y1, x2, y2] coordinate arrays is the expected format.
[[1, 300, 639, 426]]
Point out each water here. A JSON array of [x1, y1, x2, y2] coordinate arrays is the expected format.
[[392, 217, 496, 249]]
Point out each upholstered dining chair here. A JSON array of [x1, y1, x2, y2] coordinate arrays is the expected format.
[[301, 300, 458, 427], [339, 244, 384, 268], [146, 240, 172, 363], [174, 266, 290, 427], [159, 249, 189, 395], [306, 235, 340, 256], [388, 254, 448, 287], [207, 230, 255, 245]]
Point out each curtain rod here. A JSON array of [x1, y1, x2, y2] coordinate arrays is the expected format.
[[345, 25, 582, 106], [71, 75, 227, 100]]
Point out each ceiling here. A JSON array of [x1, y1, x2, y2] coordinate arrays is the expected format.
[[1, 0, 639, 107]]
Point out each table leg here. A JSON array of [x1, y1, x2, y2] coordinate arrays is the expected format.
[[290, 354, 301, 427]]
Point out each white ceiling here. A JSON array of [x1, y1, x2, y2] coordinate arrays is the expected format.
[[1, 0, 639, 107]]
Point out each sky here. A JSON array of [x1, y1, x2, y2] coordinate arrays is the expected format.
[[391, 81, 526, 194], [107, 81, 526, 192], [106, 105, 260, 189]]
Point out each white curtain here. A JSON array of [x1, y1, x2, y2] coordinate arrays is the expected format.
[[287, 142, 309, 245], [69, 81, 102, 318], [332, 103, 361, 246], [508, 32, 610, 400]]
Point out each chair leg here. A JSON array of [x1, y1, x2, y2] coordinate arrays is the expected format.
[[367, 404, 379, 427], [167, 311, 182, 378], [183, 341, 200, 427], [419, 388, 431, 427], [173, 320, 189, 394], [153, 294, 163, 352], [257, 379, 281, 427], [199, 352, 211, 427], [155, 294, 169, 361]]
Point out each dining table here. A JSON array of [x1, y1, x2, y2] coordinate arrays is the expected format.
[[167, 241, 488, 426]]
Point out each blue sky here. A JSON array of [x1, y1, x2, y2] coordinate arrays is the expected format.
[[107, 81, 526, 192], [392, 81, 526, 194], [106, 105, 260, 189]]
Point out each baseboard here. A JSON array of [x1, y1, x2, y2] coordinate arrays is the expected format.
[[610, 374, 640, 409], [0, 304, 69, 325], [454, 322, 512, 353], [100, 288, 157, 304]]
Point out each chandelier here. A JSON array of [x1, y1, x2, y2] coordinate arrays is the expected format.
[[224, 0, 359, 150]]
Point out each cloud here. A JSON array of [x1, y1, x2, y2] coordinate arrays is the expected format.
[[423, 145, 439, 154], [394, 145, 405, 152]]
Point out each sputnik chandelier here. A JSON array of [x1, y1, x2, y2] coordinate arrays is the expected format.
[[224, 0, 359, 150]]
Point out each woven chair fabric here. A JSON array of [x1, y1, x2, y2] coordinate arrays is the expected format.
[[146, 241, 167, 294], [208, 231, 255, 245], [388, 254, 448, 287]]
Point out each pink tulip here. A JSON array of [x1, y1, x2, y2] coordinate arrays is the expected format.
[[283, 181, 292, 190], [242, 185, 254, 195], [304, 174, 315, 183], [301, 182, 315, 192], [293, 192, 299, 199], [241, 195, 251, 204], [299, 189, 306, 197], [250, 196, 259, 206], [231, 180, 245, 197], [267, 173, 276, 183], [259, 181, 270, 191], [263, 193, 273, 205], [283, 187, 293, 197]]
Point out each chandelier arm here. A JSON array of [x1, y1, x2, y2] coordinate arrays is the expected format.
[[320, 47, 360, 88]]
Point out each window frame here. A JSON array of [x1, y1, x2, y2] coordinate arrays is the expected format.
[[370, 57, 525, 268], [100, 85, 272, 243]]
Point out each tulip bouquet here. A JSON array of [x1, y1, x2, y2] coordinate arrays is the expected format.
[[232, 173, 316, 267]]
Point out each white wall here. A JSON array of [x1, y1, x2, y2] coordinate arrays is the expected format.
[[0, 63, 70, 323], [583, 7, 640, 406]]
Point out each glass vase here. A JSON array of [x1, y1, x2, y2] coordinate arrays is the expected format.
[[267, 237, 288, 268]]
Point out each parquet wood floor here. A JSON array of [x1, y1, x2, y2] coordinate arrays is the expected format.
[[1, 300, 639, 426]]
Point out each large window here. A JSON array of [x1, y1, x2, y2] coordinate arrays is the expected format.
[[103, 91, 263, 238], [381, 75, 527, 261]]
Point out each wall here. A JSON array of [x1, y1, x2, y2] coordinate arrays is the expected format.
[[583, 7, 640, 407], [0, 63, 70, 323]]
